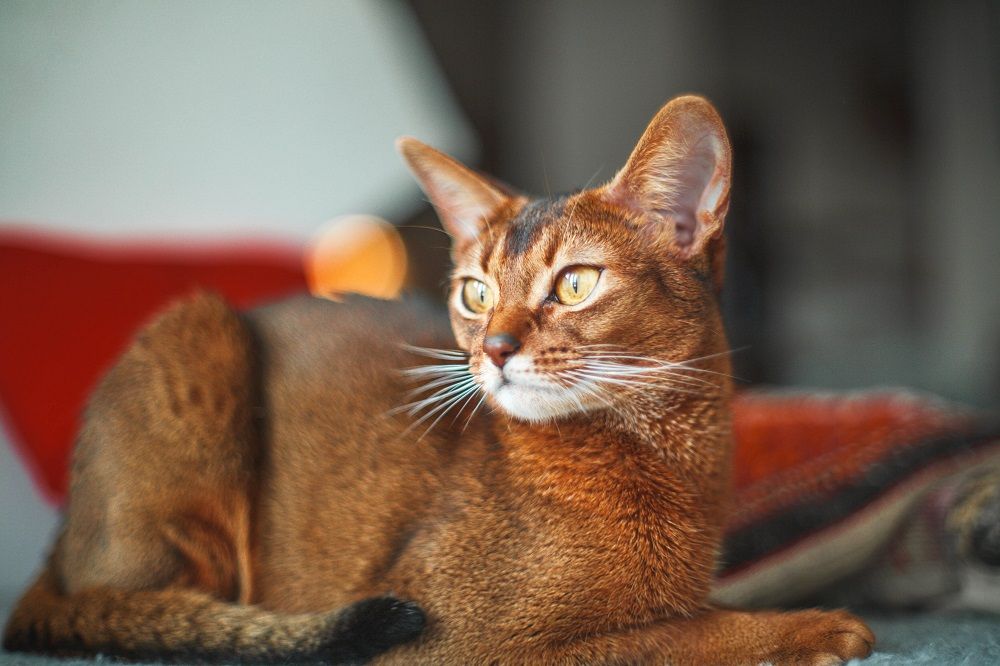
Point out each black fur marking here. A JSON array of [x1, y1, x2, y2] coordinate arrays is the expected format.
[[326, 596, 426, 664], [504, 198, 566, 256]]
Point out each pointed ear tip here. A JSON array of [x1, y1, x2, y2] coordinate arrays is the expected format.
[[395, 136, 420, 158], [656, 94, 722, 127], [657, 94, 729, 146]]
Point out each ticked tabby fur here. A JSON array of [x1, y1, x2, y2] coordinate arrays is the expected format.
[[4, 96, 874, 664]]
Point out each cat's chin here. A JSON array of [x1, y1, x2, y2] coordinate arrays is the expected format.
[[491, 383, 588, 423]]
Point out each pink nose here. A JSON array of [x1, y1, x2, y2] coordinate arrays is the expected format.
[[483, 333, 521, 368]]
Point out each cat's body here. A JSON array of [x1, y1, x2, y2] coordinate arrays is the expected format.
[[4, 97, 874, 664]]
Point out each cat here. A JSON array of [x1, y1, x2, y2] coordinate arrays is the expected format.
[[3, 95, 874, 664]]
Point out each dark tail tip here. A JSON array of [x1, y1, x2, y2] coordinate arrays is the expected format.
[[327, 596, 426, 663]]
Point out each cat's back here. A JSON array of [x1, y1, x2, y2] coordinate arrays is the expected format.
[[246, 293, 452, 406], [244, 294, 468, 611]]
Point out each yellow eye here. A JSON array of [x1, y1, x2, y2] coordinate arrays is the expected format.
[[554, 266, 601, 305], [461, 279, 495, 314]]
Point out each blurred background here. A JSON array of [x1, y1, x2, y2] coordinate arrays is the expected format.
[[1, 0, 998, 621]]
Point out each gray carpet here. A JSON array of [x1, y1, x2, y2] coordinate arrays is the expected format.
[[2, 611, 998, 665]]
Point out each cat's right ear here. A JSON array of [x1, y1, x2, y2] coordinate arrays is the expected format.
[[396, 138, 510, 244], [601, 96, 732, 259]]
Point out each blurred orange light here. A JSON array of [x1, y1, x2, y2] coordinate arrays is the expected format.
[[305, 214, 408, 300]]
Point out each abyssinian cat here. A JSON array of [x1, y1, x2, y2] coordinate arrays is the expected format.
[[3, 96, 874, 664]]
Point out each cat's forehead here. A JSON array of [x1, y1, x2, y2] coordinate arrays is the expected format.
[[461, 193, 610, 279], [499, 197, 568, 258]]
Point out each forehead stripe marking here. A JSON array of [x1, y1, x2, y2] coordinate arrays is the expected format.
[[504, 197, 566, 257], [479, 238, 496, 273]]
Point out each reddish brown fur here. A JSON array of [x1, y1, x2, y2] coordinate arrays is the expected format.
[[4, 96, 873, 664]]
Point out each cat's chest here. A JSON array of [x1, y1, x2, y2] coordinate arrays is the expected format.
[[391, 477, 687, 629]]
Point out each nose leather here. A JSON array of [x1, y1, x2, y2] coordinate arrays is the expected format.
[[483, 333, 521, 369]]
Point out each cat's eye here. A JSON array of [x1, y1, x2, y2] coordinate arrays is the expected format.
[[461, 279, 495, 314], [553, 266, 601, 306]]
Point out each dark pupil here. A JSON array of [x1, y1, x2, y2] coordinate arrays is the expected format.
[[476, 282, 486, 303], [569, 272, 579, 293]]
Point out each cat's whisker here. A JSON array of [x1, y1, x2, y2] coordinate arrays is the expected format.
[[581, 352, 729, 386], [402, 363, 471, 378], [397, 377, 477, 428], [399, 389, 475, 441], [567, 370, 703, 396], [412, 377, 478, 410], [580, 359, 716, 389], [450, 381, 485, 426], [571, 358, 713, 390], [461, 390, 491, 433], [390, 376, 477, 416], [397, 223, 453, 239], [668, 348, 748, 382], [400, 344, 469, 361], [587, 370, 713, 391], [415, 382, 481, 442], [581, 344, 741, 371], [403, 374, 471, 399], [569, 376, 616, 410], [404, 370, 472, 398], [562, 383, 589, 413]]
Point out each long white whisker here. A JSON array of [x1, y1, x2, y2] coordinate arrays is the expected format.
[[394, 380, 479, 438], [416, 383, 481, 441], [582, 345, 740, 368], [461, 390, 491, 433], [389, 377, 477, 416], [402, 364, 470, 378], [570, 376, 615, 409], [567, 370, 702, 395], [404, 373, 474, 398], [450, 380, 483, 426], [582, 353, 725, 386], [400, 344, 469, 360], [579, 361, 715, 388]]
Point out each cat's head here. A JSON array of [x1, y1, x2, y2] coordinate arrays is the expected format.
[[399, 96, 731, 423]]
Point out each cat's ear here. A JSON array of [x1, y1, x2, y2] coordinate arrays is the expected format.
[[397, 137, 510, 243], [602, 96, 732, 257]]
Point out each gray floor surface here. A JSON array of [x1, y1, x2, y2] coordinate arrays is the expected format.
[[2, 607, 998, 665]]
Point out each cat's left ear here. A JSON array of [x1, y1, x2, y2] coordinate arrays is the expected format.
[[397, 137, 512, 245], [602, 95, 732, 258]]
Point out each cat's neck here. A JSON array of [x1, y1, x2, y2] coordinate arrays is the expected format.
[[494, 386, 732, 509], [490, 387, 731, 617]]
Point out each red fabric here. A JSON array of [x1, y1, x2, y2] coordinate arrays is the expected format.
[[728, 391, 975, 530], [0, 227, 307, 503]]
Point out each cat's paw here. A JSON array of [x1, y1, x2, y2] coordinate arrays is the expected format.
[[328, 595, 426, 663], [765, 609, 874, 666]]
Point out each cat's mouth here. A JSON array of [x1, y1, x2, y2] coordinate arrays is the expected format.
[[480, 356, 591, 422], [491, 382, 583, 422]]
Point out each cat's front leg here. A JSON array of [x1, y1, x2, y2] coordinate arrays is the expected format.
[[537, 606, 874, 666]]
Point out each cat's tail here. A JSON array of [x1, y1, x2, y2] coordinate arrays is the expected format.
[[2, 567, 425, 663]]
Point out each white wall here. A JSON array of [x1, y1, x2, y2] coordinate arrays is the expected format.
[[0, 0, 475, 241]]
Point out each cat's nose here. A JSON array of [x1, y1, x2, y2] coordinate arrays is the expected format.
[[483, 333, 521, 369]]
